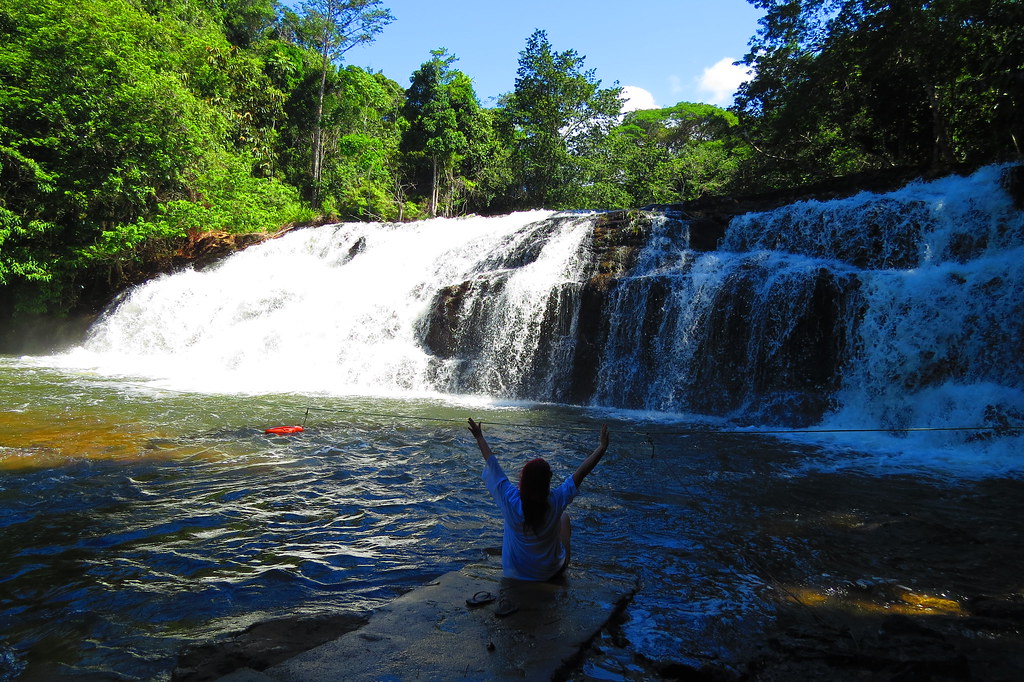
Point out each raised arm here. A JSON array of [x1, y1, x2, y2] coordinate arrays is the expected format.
[[467, 418, 494, 462], [573, 425, 609, 488]]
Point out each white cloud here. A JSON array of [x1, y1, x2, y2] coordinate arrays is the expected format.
[[620, 85, 658, 113], [697, 58, 754, 106]]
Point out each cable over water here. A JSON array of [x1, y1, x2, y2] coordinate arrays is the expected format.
[[282, 404, 1024, 437]]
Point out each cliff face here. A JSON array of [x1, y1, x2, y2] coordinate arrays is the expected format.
[[0, 167, 932, 355], [414, 210, 665, 405], [9, 163, 1020, 379]]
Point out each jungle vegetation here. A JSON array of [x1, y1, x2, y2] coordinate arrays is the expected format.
[[1, 0, 1020, 322]]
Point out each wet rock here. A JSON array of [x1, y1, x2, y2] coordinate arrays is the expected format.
[[419, 276, 509, 358], [344, 235, 366, 263], [871, 615, 970, 677], [420, 280, 475, 359], [1001, 163, 1024, 210], [756, 616, 971, 681], [247, 563, 637, 682], [970, 597, 1024, 622], [681, 264, 851, 424], [970, 404, 1024, 440], [565, 276, 613, 405], [415, 205, 857, 421], [877, 614, 946, 640], [591, 209, 657, 275], [649, 659, 738, 681], [682, 213, 729, 252], [171, 612, 367, 682], [0, 644, 25, 680]]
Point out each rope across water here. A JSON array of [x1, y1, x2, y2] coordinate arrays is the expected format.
[[278, 405, 1023, 438]]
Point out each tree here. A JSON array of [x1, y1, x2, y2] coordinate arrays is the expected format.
[[735, 0, 1024, 187], [294, 0, 394, 208], [219, 0, 278, 48], [611, 103, 749, 203], [401, 49, 489, 217], [502, 29, 622, 209], [322, 66, 405, 220], [0, 0, 309, 318], [401, 50, 462, 216]]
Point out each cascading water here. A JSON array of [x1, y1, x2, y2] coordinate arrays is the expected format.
[[720, 165, 1024, 468], [65, 210, 595, 397], [62, 164, 1024, 469]]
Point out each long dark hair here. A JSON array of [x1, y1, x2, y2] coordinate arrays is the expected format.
[[519, 458, 552, 534]]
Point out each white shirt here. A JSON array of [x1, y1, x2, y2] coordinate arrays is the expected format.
[[482, 456, 578, 580]]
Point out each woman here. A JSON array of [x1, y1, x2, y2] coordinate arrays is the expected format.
[[468, 418, 610, 581]]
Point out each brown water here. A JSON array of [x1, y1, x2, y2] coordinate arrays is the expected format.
[[1, 357, 1022, 680]]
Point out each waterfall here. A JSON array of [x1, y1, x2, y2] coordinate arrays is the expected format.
[[63, 165, 1023, 460], [67, 210, 591, 396], [721, 167, 1024, 438]]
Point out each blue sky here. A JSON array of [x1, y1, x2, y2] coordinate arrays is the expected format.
[[334, 0, 765, 111]]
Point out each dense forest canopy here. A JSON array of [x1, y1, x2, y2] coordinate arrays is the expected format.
[[0, 0, 1020, 324], [734, 0, 1023, 185]]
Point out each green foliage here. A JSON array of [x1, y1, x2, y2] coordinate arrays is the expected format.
[[84, 156, 311, 263], [292, 0, 394, 62], [736, 0, 1024, 186], [401, 49, 492, 216], [502, 29, 623, 209], [1, 0, 1018, 325], [317, 66, 405, 221], [606, 102, 750, 204], [290, 0, 395, 208], [1, 0, 210, 311], [0, 0, 321, 315], [0, 211, 53, 286]]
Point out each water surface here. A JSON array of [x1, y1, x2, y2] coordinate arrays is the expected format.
[[5, 358, 1021, 680]]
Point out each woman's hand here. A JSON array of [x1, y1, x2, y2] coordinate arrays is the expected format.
[[467, 418, 494, 461], [573, 424, 610, 488], [467, 417, 483, 440]]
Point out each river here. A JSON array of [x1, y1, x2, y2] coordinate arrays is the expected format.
[[3, 357, 1022, 680]]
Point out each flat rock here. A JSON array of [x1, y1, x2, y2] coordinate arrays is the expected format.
[[174, 613, 368, 681], [217, 560, 636, 681]]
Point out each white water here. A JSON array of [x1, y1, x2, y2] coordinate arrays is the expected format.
[[723, 164, 1024, 268], [58, 210, 586, 396], [805, 243, 1024, 475], [726, 165, 1024, 474], [51, 166, 1024, 476]]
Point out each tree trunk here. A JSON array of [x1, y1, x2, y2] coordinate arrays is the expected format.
[[311, 56, 328, 209], [925, 83, 954, 170], [430, 156, 439, 217]]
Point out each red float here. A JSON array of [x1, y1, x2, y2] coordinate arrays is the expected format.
[[264, 425, 304, 435]]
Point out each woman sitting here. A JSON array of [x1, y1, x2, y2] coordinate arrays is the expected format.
[[467, 418, 610, 581]]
